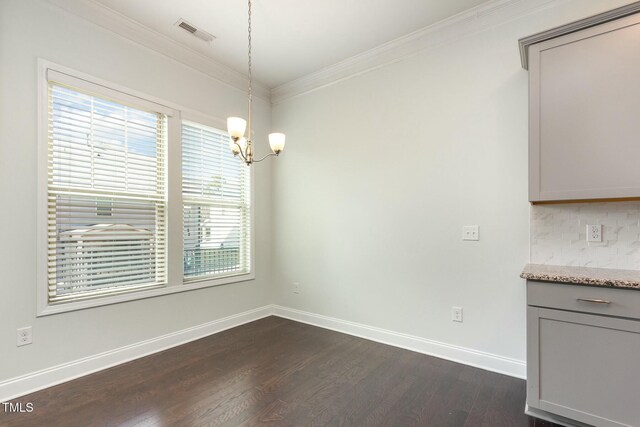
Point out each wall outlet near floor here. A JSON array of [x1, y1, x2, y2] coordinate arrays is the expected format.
[[17, 327, 32, 347], [292, 282, 300, 294], [462, 225, 479, 241], [452, 307, 463, 323], [586, 224, 602, 242]]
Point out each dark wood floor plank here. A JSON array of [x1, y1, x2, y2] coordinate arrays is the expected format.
[[464, 369, 501, 426], [417, 364, 485, 426], [328, 350, 418, 426], [0, 317, 561, 427], [378, 357, 460, 426], [476, 374, 525, 427]]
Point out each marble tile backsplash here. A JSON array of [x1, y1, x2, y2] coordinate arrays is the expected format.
[[531, 202, 640, 270]]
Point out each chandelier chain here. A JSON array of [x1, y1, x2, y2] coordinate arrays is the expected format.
[[227, 0, 284, 165], [247, 0, 252, 140]]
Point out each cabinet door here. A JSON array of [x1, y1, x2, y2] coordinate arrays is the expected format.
[[529, 13, 640, 202], [527, 307, 640, 427]]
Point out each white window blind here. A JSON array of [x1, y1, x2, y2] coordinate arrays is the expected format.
[[182, 121, 251, 280], [47, 82, 167, 302]]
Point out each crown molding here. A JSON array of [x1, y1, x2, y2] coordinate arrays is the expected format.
[[519, 1, 640, 69], [45, 0, 271, 102], [271, 0, 562, 104], [49, 0, 624, 104]]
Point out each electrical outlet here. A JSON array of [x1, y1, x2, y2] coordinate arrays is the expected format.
[[586, 224, 602, 242], [292, 282, 300, 294], [452, 307, 463, 323], [462, 226, 479, 241], [17, 327, 32, 347]]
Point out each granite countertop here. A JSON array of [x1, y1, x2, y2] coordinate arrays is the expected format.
[[521, 264, 640, 290]]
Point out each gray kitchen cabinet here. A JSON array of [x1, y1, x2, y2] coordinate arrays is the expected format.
[[521, 5, 640, 202], [526, 281, 640, 427]]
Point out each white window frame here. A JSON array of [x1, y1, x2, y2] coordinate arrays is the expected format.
[[37, 59, 255, 316]]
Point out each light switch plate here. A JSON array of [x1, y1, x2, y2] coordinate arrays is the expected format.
[[452, 307, 463, 322], [462, 226, 479, 241]]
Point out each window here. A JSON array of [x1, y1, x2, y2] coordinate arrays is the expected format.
[[182, 121, 251, 280], [38, 62, 254, 315], [46, 79, 167, 302]]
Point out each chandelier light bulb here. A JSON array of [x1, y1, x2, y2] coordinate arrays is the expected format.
[[229, 136, 248, 155], [227, 117, 247, 139], [268, 133, 286, 154], [229, 139, 241, 155]]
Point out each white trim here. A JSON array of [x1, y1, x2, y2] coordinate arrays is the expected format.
[[0, 305, 272, 402], [271, 305, 527, 379], [180, 108, 227, 134], [47, 69, 177, 116], [166, 107, 184, 291], [39, 59, 182, 116], [2, 305, 527, 402], [44, 0, 567, 104], [271, 0, 561, 104], [44, 0, 270, 102], [40, 270, 256, 317], [36, 59, 50, 320]]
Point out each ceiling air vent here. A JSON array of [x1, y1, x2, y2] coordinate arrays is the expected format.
[[175, 18, 215, 43]]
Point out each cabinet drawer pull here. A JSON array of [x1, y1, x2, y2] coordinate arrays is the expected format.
[[576, 298, 611, 305]]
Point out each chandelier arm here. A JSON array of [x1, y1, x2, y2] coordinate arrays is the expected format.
[[233, 141, 249, 163], [253, 152, 279, 163]]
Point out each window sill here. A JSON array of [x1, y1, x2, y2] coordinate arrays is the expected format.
[[37, 272, 256, 317]]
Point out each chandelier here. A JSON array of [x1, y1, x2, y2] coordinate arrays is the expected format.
[[227, 0, 285, 166]]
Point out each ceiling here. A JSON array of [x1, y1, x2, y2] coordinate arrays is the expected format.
[[93, 0, 490, 88]]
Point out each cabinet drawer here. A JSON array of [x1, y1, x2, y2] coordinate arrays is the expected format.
[[527, 281, 640, 320]]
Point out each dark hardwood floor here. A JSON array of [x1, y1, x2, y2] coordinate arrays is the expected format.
[[1, 316, 559, 426]]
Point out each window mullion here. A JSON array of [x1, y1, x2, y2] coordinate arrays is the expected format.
[[124, 106, 129, 192], [90, 96, 95, 189], [166, 114, 184, 287]]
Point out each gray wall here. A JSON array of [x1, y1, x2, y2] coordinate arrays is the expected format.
[[270, 0, 635, 365]]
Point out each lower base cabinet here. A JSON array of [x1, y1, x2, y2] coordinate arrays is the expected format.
[[527, 282, 640, 427]]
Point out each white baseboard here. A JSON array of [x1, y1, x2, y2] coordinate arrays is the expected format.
[[271, 305, 526, 379], [0, 305, 273, 402], [2, 304, 527, 402]]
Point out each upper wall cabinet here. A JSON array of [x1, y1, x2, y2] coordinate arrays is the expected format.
[[520, 3, 640, 203]]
